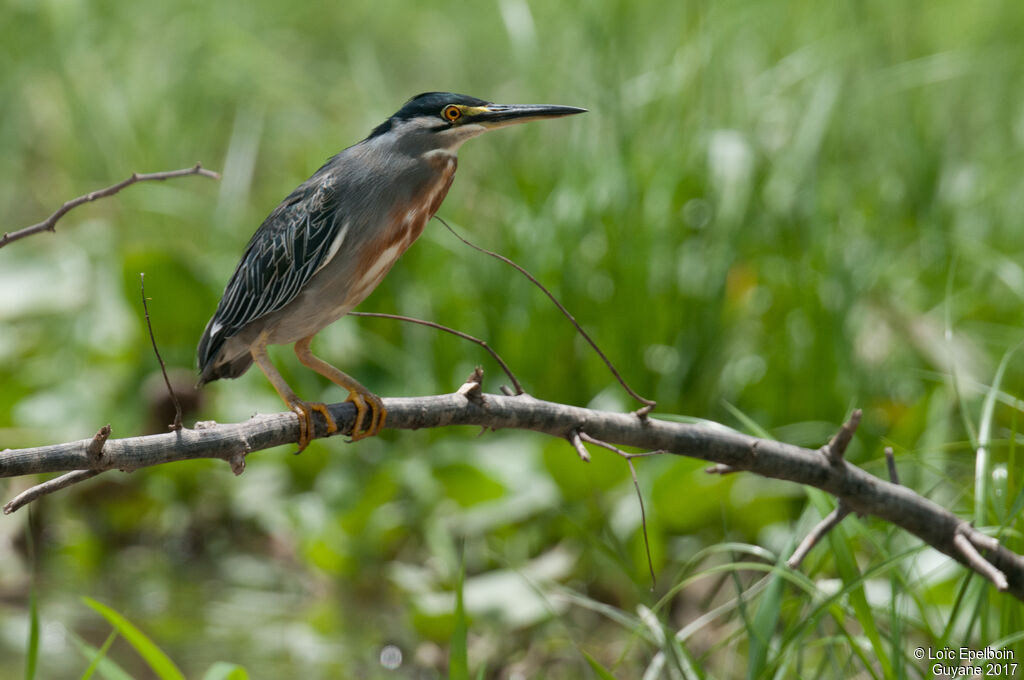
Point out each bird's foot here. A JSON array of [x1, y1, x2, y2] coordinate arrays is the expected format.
[[346, 389, 387, 442], [289, 399, 338, 453]]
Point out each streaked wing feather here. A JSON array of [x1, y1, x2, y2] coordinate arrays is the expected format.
[[199, 175, 345, 365]]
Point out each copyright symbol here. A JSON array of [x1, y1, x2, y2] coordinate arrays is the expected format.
[[914, 648, 925, 659]]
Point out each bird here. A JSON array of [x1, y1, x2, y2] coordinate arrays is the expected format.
[[197, 92, 585, 450]]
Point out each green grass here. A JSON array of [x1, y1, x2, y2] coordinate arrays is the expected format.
[[3, 0, 1024, 676]]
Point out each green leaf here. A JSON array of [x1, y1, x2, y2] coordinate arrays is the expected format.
[[449, 555, 469, 680], [809, 491, 888, 679], [582, 651, 619, 679], [976, 341, 1021, 526], [746, 548, 787, 679], [721, 401, 775, 440], [81, 597, 186, 680], [202, 662, 250, 680], [25, 588, 39, 680], [69, 632, 133, 680], [79, 631, 118, 680]]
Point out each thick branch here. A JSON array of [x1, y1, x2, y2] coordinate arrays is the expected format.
[[1, 164, 220, 249], [3, 392, 1023, 600]]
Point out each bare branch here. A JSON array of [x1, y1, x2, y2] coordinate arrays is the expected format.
[[787, 503, 852, 569], [140, 274, 183, 430], [350, 311, 523, 395], [954, 526, 1009, 591], [1, 163, 220, 249], [435, 215, 655, 410], [4, 393, 1024, 599], [821, 409, 862, 464]]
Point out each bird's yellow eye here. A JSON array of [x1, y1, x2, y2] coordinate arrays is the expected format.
[[442, 105, 462, 122]]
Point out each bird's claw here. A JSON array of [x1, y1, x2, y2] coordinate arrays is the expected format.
[[289, 399, 338, 453], [346, 390, 387, 442]]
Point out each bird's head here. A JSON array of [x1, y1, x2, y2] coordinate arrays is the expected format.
[[368, 92, 586, 152]]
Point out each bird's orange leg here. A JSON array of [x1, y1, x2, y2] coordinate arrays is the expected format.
[[294, 335, 386, 442], [250, 334, 337, 452]]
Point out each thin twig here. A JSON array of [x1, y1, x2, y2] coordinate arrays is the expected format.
[[567, 429, 591, 462], [87, 425, 111, 463], [884, 446, 900, 485], [787, 503, 851, 569], [350, 311, 523, 394], [578, 432, 660, 588], [3, 470, 102, 514], [821, 409, 862, 464], [1, 163, 220, 249], [954, 527, 1009, 591], [626, 457, 656, 589], [140, 273, 183, 431], [434, 215, 655, 410]]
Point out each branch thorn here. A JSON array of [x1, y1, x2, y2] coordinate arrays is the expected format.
[[456, 367, 485, 402], [884, 446, 900, 485], [821, 409, 862, 464], [87, 424, 112, 464]]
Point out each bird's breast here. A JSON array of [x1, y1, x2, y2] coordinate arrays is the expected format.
[[348, 155, 457, 301]]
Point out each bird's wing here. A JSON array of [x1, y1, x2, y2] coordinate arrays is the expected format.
[[197, 174, 344, 372]]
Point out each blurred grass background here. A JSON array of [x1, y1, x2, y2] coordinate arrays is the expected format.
[[2, 0, 1024, 676]]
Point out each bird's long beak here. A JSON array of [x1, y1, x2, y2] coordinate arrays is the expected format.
[[466, 103, 587, 129]]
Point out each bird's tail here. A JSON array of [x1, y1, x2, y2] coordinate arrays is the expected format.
[[196, 318, 253, 385], [197, 352, 254, 386]]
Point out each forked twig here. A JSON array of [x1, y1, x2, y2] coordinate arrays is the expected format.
[[1, 163, 220, 249], [140, 274, 183, 431], [349, 311, 523, 394], [435, 216, 655, 413]]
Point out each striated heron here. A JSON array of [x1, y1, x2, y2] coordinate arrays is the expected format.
[[197, 92, 585, 449]]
